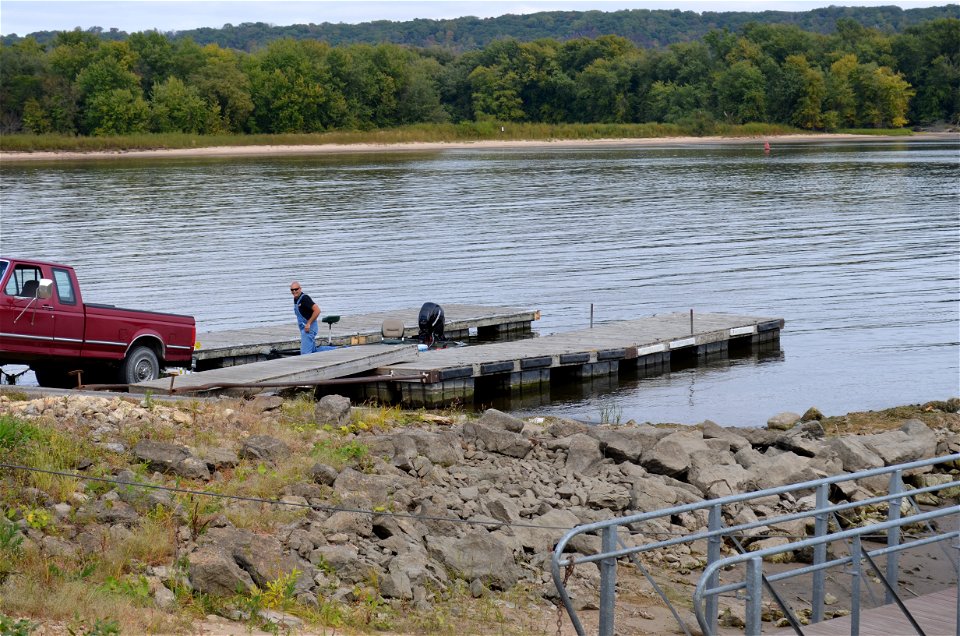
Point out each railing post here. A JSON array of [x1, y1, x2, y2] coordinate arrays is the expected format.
[[850, 536, 863, 636], [812, 482, 829, 623], [706, 504, 722, 635], [598, 526, 617, 636], [885, 468, 903, 604], [745, 557, 764, 636]]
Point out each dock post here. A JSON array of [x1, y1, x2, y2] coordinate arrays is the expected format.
[[690, 309, 693, 334], [590, 303, 594, 328]]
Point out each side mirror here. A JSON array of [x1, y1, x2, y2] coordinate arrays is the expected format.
[[37, 279, 53, 300]]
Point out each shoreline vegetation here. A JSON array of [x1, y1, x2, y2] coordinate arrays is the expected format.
[[2, 124, 955, 162]]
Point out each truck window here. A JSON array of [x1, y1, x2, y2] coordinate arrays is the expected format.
[[0, 261, 7, 282], [3, 265, 42, 297], [52, 268, 76, 305]]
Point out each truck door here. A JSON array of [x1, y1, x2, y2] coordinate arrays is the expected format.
[[0, 263, 54, 356], [49, 266, 85, 357]]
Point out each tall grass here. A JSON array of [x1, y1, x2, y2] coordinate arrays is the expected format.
[[0, 122, 830, 153]]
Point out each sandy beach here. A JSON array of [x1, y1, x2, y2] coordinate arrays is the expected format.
[[2, 132, 956, 162]]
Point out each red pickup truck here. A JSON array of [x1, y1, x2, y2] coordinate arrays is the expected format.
[[0, 257, 196, 388]]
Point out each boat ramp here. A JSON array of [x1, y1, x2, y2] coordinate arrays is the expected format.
[[133, 309, 783, 406]]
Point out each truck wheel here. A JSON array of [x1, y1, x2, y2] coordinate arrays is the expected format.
[[122, 346, 159, 384], [33, 367, 74, 389]]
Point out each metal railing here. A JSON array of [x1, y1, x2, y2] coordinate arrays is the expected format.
[[550, 453, 960, 636], [693, 506, 959, 635]]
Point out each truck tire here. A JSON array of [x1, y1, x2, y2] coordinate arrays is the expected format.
[[122, 345, 159, 384]]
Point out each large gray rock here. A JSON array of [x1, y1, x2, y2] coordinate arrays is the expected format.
[[776, 421, 827, 457], [132, 440, 210, 480], [861, 420, 938, 466], [767, 412, 802, 431], [640, 430, 710, 477], [426, 532, 521, 589], [478, 408, 525, 433], [508, 508, 580, 554], [546, 418, 591, 438], [372, 430, 464, 468], [829, 437, 884, 472], [565, 434, 604, 476], [587, 425, 668, 463], [188, 546, 256, 597], [333, 467, 416, 507], [688, 451, 752, 499], [700, 420, 751, 452], [463, 421, 532, 459], [314, 394, 352, 426], [239, 435, 291, 464], [202, 527, 312, 592]]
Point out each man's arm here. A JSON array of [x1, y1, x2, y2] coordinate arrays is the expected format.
[[306, 302, 321, 330]]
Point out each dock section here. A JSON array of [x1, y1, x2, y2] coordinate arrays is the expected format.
[[132, 344, 419, 396], [193, 304, 538, 370], [358, 312, 783, 407]]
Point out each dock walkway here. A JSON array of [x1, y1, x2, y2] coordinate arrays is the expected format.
[[363, 311, 783, 407], [132, 344, 419, 395], [772, 586, 957, 635], [193, 304, 538, 370]]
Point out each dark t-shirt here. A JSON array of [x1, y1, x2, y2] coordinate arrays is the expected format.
[[296, 293, 317, 320]]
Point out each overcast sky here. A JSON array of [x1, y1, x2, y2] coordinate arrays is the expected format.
[[1, 1, 949, 37]]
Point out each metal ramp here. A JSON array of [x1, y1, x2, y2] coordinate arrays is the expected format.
[[130, 344, 419, 395]]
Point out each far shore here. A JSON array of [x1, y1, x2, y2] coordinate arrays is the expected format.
[[1, 131, 956, 162]]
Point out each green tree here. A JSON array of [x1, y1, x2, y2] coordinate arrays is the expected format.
[[824, 54, 859, 128], [855, 64, 914, 127], [190, 44, 254, 131], [128, 30, 174, 96], [397, 56, 448, 124], [83, 87, 149, 134], [149, 76, 217, 132], [714, 60, 767, 123], [777, 54, 826, 129], [0, 38, 46, 132], [246, 39, 347, 132], [468, 65, 524, 121], [893, 18, 960, 124]]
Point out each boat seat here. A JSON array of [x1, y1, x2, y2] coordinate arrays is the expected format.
[[381, 318, 405, 339]]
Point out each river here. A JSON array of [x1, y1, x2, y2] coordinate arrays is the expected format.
[[1, 137, 958, 426]]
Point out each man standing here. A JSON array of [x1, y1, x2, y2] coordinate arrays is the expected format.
[[290, 281, 320, 354]]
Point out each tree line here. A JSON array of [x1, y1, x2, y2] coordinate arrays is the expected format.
[[4, 6, 956, 52], [1, 17, 957, 137]]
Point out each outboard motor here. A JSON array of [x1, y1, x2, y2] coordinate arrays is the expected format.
[[417, 302, 445, 346]]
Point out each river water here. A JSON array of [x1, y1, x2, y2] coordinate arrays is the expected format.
[[1, 138, 958, 426]]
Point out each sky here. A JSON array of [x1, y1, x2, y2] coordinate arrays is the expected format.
[[0, 1, 950, 37]]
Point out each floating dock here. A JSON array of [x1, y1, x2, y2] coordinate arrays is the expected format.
[[350, 311, 783, 407], [192, 304, 538, 370], [135, 311, 783, 405]]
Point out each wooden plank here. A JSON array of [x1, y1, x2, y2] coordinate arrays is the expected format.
[[776, 586, 957, 635], [132, 344, 419, 395], [193, 304, 538, 361]]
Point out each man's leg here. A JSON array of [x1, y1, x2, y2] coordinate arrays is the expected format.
[[300, 328, 314, 355]]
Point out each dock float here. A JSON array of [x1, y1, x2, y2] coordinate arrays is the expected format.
[[193, 304, 538, 370], [131, 344, 419, 396], [354, 312, 783, 407]]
